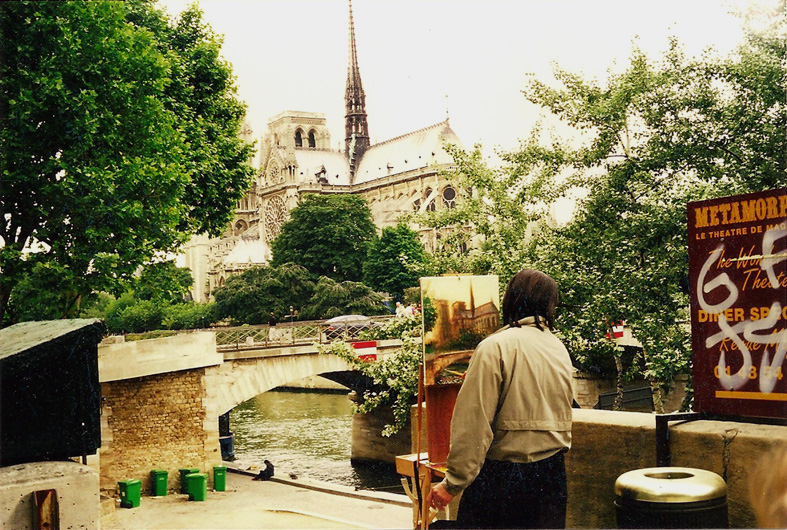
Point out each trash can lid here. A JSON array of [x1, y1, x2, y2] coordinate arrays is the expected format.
[[615, 467, 727, 503]]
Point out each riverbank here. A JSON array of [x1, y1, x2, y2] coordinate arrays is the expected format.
[[103, 465, 414, 529]]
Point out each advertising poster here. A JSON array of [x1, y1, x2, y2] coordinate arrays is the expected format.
[[687, 187, 787, 419], [420, 275, 500, 463]]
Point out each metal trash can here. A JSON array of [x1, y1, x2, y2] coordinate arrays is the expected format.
[[150, 469, 168, 496], [179, 467, 199, 494], [118, 479, 141, 508], [186, 472, 208, 502], [213, 465, 227, 492], [615, 467, 728, 528]]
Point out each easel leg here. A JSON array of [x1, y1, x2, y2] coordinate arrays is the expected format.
[[420, 467, 438, 529], [401, 477, 420, 529]]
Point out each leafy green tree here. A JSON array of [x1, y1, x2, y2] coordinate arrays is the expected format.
[[363, 223, 429, 301], [212, 263, 315, 325], [0, 1, 253, 324], [135, 260, 193, 304], [422, 30, 785, 410], [130, 2, 254, 234], [270, 195, 377, 282], [300, 276, 389, 320]]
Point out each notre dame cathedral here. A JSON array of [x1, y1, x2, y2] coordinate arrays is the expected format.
[[182, 0, 466, 302]]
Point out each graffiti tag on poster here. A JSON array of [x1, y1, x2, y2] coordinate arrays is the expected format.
[[688, 188, 787, 419]]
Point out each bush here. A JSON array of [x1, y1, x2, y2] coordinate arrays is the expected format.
[[118, 300, 164, 333], [163, 302, 217, 330]]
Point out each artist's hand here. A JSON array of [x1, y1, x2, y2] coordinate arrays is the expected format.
[[426, 483, 455, 511]]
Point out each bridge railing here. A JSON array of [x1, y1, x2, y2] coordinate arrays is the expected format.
[[122, 315, 396, 351]]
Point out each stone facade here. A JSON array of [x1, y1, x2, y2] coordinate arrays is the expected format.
[[100, 369, 220, 495]]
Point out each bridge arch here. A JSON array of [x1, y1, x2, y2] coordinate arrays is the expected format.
[[209, 351, 364, 415]]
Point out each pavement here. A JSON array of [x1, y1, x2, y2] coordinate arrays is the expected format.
[[102, 466, 416, 530]]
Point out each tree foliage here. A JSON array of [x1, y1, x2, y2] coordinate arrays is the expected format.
[[135, 260, 193, 304], [422, 29, 786, 407], [0, 1, 253, 324], [270, 194, 377, 282], [212, 263, 315, 325], [321, 313, 423, 435], [363, 223, 428, 301], [300, 276, 389, 320]]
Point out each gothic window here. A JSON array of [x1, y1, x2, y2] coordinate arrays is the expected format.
[[413, 198, 421, 212], [295, 129, 303, 147], [424, 188, 435, 211], [442, 186, 457, 209], [264, 196, 287, 243], [308, 130, 316, 148]]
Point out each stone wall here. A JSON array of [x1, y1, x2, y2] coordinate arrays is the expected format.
[[566, 410, 785, 528], [573, 372, 688, 412], [0, 461, 99, 530], [100, 369, 221, 495], [350, 393, 413, 465]]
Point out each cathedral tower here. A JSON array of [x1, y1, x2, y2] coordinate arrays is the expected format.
[[345, 0, 370, 179]]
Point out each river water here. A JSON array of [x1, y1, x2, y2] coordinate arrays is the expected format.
[[230, 390, 404, 493]]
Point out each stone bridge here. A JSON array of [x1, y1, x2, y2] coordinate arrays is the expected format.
[[96, 332, 404, 495]]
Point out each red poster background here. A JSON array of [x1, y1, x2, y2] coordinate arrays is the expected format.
[[687, 187, 787, 419]]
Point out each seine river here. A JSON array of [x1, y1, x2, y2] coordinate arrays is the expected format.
[[230, 390, 404, 493]]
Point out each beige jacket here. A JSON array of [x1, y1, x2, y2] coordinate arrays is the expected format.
[[441, 317, 574, 495]]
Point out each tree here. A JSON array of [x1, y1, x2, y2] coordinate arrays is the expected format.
[[212, 263, 315, 325], [135, 260, 193, 304], [129, 2, 254, 235], [363, 223, 428, 301], [270, 195, 377, 282], [0, 2, 254, 325], [423, 31, 785, 409], [300, 276, 388, 320]]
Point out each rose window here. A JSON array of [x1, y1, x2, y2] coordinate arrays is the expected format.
[[442, 186, 457, 209], [264, 196, 287, 243]]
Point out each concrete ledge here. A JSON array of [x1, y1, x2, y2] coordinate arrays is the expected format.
[[0, 461, 99, 530], [567, 409, 787, 528], [99, 332, 220, 382]]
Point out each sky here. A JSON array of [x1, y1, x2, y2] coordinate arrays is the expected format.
[[158, 0, 757, 165]]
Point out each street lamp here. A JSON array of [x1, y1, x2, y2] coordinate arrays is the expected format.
[[289, 305, 295, 344]]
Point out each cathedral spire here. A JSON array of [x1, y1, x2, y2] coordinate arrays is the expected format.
[[345, 0, 370, 178]]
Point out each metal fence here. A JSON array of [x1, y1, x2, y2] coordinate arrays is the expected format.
[[122, 315, 396, 351]]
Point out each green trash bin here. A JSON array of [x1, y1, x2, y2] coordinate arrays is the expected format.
[[186, 472, 208, 502], [118, 479, 141, 508], [179, 468, 199, 494], [213, 465, 227, 492], [150, 469, 168, 496]]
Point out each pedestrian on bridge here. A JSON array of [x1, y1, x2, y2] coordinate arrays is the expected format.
[[268, 312, 277, 327], [426, 269, 574, 529]]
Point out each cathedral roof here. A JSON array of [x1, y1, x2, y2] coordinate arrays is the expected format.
[[293, 148, 351, 186], [223, 235, 269, 265], [353, 121, 462, 185]]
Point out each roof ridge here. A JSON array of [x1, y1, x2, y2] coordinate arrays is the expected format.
[[370, 120, 449, 149]]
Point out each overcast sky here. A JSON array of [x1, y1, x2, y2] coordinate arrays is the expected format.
[[159, 0, 755, 163]]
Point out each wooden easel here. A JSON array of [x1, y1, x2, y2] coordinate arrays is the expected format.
[[396, 364, 453, 529]]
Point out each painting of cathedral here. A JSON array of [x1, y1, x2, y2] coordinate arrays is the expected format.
[[421, 275, 500, 355], [181, 0, 468, 302]]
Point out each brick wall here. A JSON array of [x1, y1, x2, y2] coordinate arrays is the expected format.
[[100, 369, 220, 495]]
